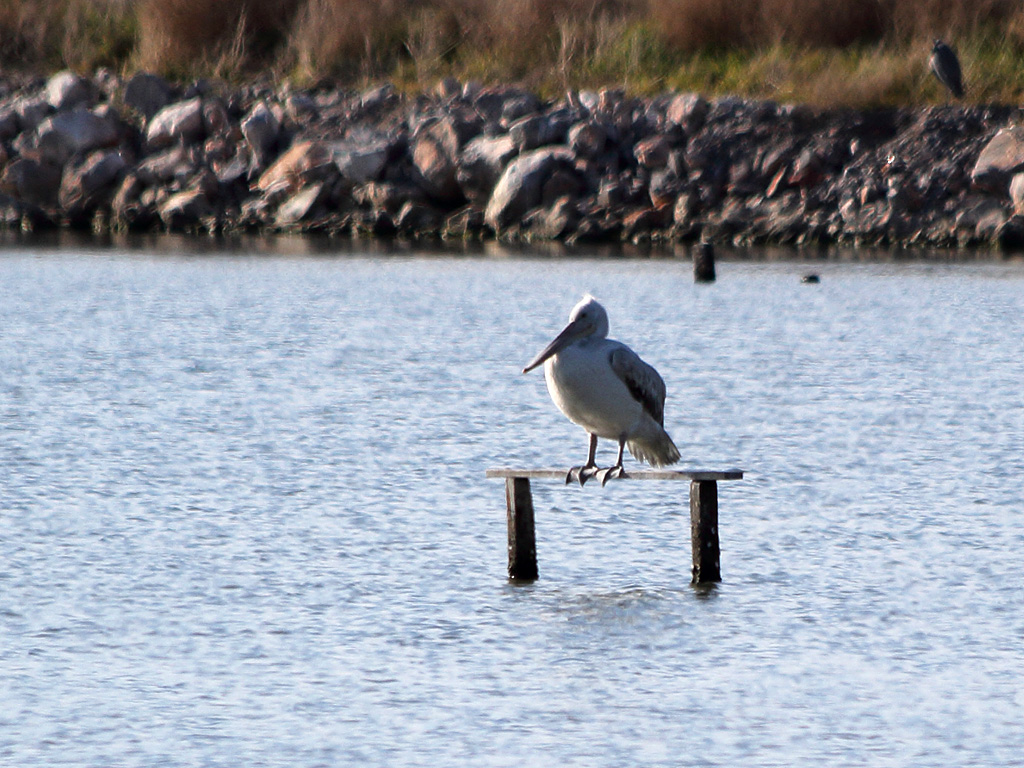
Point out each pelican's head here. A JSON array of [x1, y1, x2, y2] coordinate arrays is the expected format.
[[523, 295, 609, 373]]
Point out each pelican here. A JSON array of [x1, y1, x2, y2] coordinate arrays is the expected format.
[[523, 295, 680, 486]]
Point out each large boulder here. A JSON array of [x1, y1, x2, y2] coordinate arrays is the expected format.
[[241, 101, 281, 163], [46, 70, 95, 110], [329, 139, 391, 184], [666, 92, 709, 135], [123, 72, 173, 119], [159, 188, 214, 229], [146, 97, 205, 148], [484, 146, 575, 231], [412, 118, 462, 203], [0, 157, 63, 207], [457, 134, 517, 203], [34, 108, 121, 165], [971, 126, 1024, 195], [256, 140, 334, 194], [59, 149, 128, 214]]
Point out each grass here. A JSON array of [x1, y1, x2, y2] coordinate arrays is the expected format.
[[4, 0, 1024, 107]]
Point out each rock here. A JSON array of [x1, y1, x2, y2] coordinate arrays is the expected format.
[[569, 121, 608, 159], [955, 196, 1007, 240], [442, 205, 485, 238], [124, 72, 173, 119], [256, 140, 333, 193], [284, 93, 318, 123], [359, 84, 397, 111], [46, 70, 95, 110], [396, 200, 444, 233], [111, 173, 150, 228], [634, 135, 672, 170], [33, 107, 121, 165], [58, 149, 128, 214], [666, 93, 709, 134], [1010, 172, 1024, 215], [533, 196, 579, 239], [457, 134, 517, 203], [275, 183, 327, 227], [971, 126, 1024, 195], [329, 139, 390, 183], [202, 99, 232, 136], [12, 96, 52, 133], [484, 146, 575, 231], [159, 188, 213, 229], [0, 106, 19, 141], [412, 119, 462, 202], [146, 97, 205, 148], [241, 101, 281, 163], [359, 182, 424, 216], [136, 146, 192, 186], [1, 156, 63, 207]]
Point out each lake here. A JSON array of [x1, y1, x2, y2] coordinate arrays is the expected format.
[[2, 237, 1022, 766]]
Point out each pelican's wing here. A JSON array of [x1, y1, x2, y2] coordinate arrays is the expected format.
[[609, 346, 667, 426]]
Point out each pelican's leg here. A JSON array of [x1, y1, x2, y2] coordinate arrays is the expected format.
[[597, 438, 627, 487], [566, 433, 600, 486]]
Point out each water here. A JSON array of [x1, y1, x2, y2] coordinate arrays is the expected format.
[[2, 240, 1023, 767]]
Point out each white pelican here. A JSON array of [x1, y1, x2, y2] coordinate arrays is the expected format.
[[523, 295, 681, 486]]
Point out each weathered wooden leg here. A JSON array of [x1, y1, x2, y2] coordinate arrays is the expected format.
[[506, 477, 538, 581], [690, 479, 721, 583]]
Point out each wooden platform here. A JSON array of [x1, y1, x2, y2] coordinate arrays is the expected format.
[[486, 468, 743, 482], [487, 466, 744, 584]]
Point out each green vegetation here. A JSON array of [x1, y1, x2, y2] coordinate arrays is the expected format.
[[5, 0, 1024, 107]]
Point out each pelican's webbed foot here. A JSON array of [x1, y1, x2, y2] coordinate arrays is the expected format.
[[565, 464, 599, 486], [597, 465, 625, 487]]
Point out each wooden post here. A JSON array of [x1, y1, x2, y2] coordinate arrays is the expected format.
[[690, 479, 721, 583], [693, 242, 716, 283], [505, 477, 538, 581]]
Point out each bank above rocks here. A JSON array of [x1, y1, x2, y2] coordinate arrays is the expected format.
[[4, 70, 1024, 250]]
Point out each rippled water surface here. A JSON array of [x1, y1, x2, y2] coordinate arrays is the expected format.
[[2, 240, 1023, 766]]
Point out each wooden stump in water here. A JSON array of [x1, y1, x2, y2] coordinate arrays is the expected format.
[[693, 242, 716, 283]]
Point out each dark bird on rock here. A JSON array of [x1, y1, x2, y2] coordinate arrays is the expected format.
[[929, 39, 964, 98]]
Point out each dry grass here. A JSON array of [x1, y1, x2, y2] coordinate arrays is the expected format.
[[4, 0, 1024, 106]]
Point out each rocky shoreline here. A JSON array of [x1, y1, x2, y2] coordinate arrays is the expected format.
[[5, 70, 1024, 251]]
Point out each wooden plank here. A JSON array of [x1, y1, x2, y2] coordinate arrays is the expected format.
[[486, 468, 743, 482], [506, 477, 538, 581], [690, 479, 721, 584]]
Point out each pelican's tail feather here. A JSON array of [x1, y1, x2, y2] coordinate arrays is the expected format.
[[627, 424, 680, 468]]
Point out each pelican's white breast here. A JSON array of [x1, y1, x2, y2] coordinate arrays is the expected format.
[[543, 338, 643, 439]]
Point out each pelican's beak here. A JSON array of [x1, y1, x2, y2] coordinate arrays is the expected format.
[[523, 318, 586, 373]]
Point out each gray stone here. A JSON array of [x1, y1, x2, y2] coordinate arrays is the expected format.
[[146, 97, 205, 148], [46, 70, 95, 110], [1010, 172, 1024, 215], [59, 149, 128, 213], [241, 101, 281, 162], [159, 188, 213, 229], [12, 96, 52, 133], [329, 140, 390, 183], [666, 93, 709, 134], [457, 134, 517, 203], [484, 146, 575, 231], [0, 157, 62, 207], [412, 119, 462, 203], [971, 126, 1024, 195], [634, 135, 672, 170], [34, 108, 121, 165], [257, 140, 333, 193], [0, 107, 19, 141], [124, 72, 173, 119], [568, 122, 608, 159], [275, 183, 327, 227], [136, 146, 192, 186], [396, 200, 443, 233]]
